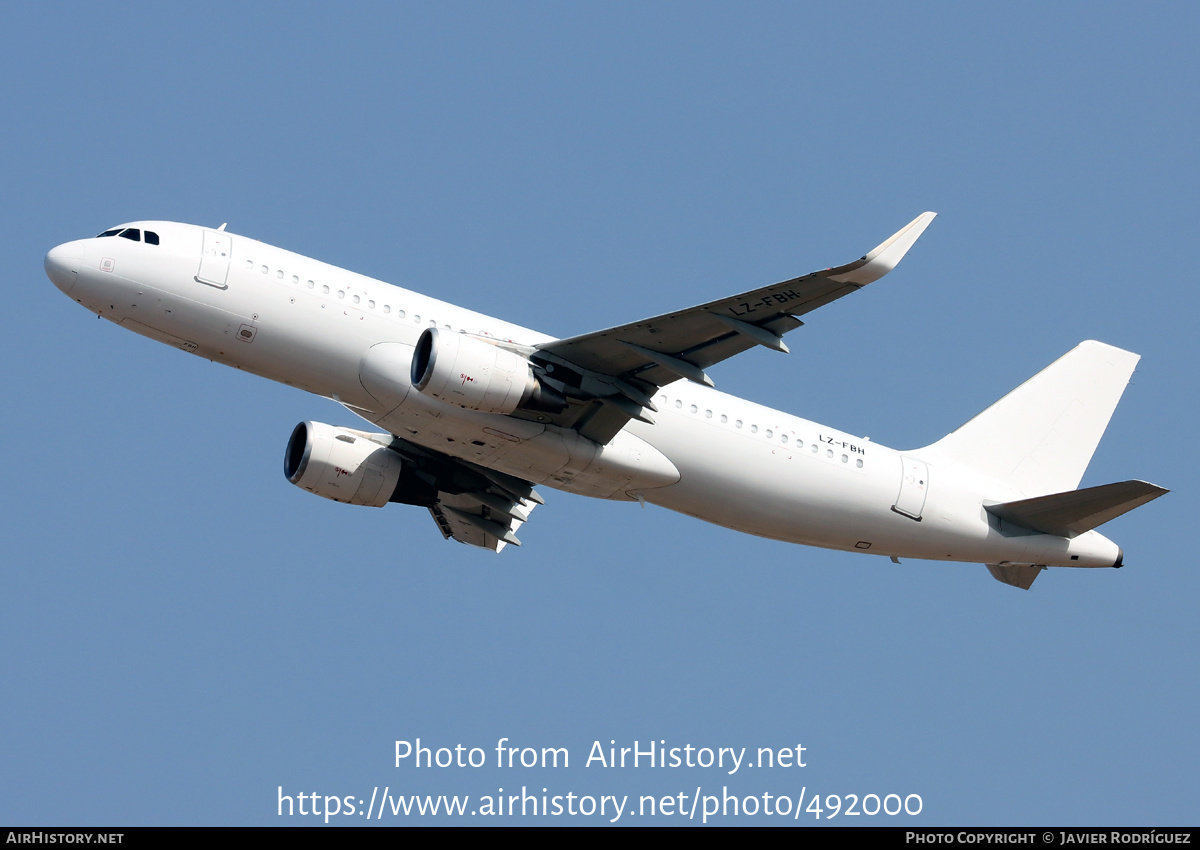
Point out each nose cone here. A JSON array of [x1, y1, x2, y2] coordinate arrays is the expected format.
[[45, 241, 84, 294]]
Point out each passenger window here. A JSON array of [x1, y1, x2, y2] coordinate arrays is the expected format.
[[119, 228, 140, 241], [144, 231, 160, 245]]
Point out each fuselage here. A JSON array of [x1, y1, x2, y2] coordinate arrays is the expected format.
[[45, 220, 1123, 570]]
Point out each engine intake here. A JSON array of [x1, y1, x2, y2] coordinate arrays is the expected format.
[[410, 328, 565, 414], [284, 421, 404, 507]]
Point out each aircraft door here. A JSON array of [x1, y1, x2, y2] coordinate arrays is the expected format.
[[893, 455, 929, 520], [196, 229, 231, 289]]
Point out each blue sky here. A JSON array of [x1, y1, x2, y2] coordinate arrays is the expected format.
[[2, 2, 1196, 825]]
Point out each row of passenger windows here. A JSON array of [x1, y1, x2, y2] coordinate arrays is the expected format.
[[248, 254, 848, 463], [97, 227, 160, 245], [246, 258, 460, 333], [659, 394, 866, 468]]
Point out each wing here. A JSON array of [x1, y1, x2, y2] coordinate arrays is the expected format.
[[387, 437, 545, 552], [429, 491, 537, 552], [528, 212, 936, 443]]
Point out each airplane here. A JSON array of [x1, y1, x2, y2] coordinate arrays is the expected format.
[[44, 213, 1167, 589]]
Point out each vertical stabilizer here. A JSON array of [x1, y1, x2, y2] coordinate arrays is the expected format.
[[920, 341, 1139, 496]]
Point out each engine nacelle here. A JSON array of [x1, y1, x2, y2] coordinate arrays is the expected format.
[[410, 327, 565, 414], [284, 421, 403, 507]]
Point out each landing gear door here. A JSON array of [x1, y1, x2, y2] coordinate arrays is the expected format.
[[893, 456, 929, 521], [196, 229, 232, 289]]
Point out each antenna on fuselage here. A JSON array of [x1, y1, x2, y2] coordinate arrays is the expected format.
[[217, 223, 227, 231]]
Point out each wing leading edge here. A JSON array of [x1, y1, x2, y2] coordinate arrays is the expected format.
[[529, 212, 936, 442]]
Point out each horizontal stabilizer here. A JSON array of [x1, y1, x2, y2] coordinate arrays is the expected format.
[[987, 563, 1044, 590], [986, 480, 1168, 538]]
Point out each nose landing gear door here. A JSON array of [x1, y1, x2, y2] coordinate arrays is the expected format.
[[196, 229, 232, 289]]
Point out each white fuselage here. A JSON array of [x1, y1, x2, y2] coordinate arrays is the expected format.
[[45, 220, 1123, 570]]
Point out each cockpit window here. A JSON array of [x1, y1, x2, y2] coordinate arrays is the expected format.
[[95, 226, 158, 243]]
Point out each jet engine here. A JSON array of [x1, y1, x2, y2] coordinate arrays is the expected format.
[[410, 328, 565, 414], [284, 421, 404, 507]]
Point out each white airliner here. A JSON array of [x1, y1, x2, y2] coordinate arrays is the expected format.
[[45, 213, 1166, 588]]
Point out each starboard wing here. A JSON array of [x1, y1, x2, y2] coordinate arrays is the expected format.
[[528, 213, 936, 443]]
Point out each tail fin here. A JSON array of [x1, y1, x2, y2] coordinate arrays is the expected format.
[[920, 341, 1140, 496]]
